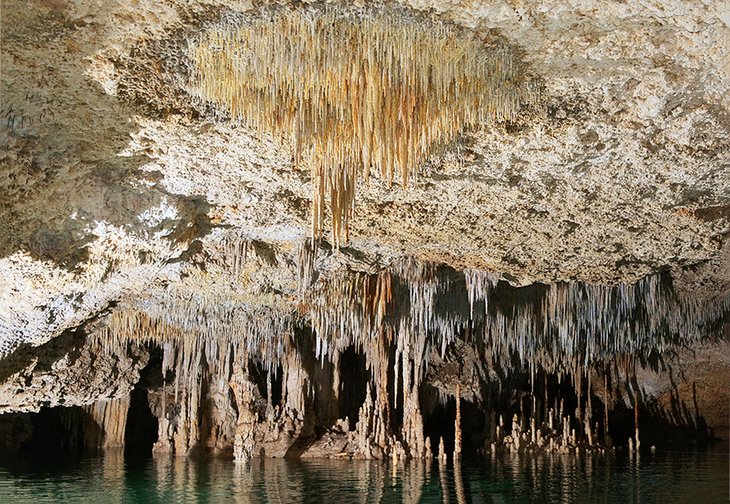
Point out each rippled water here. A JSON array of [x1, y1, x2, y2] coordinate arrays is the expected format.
[[1, 447, 728, 503]]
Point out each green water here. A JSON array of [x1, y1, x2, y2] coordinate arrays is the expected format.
[[0, 447, 728, 503]]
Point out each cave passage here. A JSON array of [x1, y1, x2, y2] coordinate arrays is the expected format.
[[0, 265, 724, 460], [124, 388, 158, 458], [339, 346, 369, 430], [23, 406, 90, 455]]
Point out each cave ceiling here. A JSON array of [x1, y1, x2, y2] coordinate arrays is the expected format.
[[0, 0, 728, 355]]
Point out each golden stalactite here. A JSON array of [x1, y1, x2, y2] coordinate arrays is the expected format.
[[95, 309, 192, 352], [188, 3, 539, 247]]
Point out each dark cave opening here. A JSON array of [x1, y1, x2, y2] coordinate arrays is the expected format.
[[21, 406, 90, 455], [248, 359, 280, 406], [269, 367, 283, 407], [124, 388, 158, 458], [124, 346, 160, 458], [339, 346, 368, 430], [460, 400, 488, 453], [421, 386, 487, 458], [417, 365, 718, 458]]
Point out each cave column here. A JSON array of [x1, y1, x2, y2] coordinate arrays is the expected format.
[[230, 366, 259, 463], [401, 356, 426, 459], [454, 382, 462, 460], [84, 396, 131, 450]]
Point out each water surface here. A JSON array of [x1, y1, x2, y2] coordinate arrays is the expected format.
[[1, 447, 728, 503]]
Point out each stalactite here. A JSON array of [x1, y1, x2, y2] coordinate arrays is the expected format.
[[297, 240, 317, 293], [464, 269, 500, 318], [188, 3, 539, 245], [89, 242, 727, 460]]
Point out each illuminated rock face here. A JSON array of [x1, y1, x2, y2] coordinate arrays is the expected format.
[[0, 0, 728, 458]]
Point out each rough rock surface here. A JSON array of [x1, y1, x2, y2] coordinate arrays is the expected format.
[[637, 341, 730, 434], [1, 0, 728, 351], [0, 328, 148, 413]]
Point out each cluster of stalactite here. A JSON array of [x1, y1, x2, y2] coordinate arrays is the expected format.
[[83, 397, 130, 450], [97, 291, 295, 376], [301, 256, 726, 458], [188, 3, 539, 245], [78, 232, 727, 461], [93, 320, 384, 460], [80, 253, 727, 462], [307, 259, 729, 382], [0, 397, 133, 453]]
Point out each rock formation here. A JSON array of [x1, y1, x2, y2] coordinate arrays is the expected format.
[[0, 0, 727, 461]]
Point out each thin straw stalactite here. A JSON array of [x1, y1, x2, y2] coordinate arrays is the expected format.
[[188, 3, 539, 246]]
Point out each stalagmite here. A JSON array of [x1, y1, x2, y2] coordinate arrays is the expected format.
[[454, 383, 462, 460], [634, 392, 640, 452], [230, 365, 261, 463], [391, 437, 399, 471], [531, 417, 537, 445]]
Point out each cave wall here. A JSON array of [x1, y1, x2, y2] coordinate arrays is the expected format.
[[0, 0, 728, 461]]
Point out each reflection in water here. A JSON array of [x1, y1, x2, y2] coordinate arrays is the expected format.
[[438, 456, 450, 504], [0, 447, 728, 503], [453, 459, 467, 504]]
